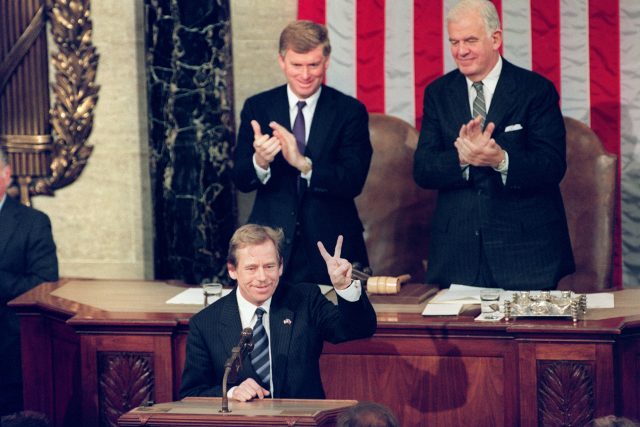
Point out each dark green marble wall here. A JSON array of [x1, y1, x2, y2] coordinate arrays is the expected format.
[[144, 0, 235, 284]]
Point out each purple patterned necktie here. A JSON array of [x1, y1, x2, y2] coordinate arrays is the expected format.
[[293, 101, 307, 154]]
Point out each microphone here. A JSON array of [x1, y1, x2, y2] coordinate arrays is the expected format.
[[225, 327, 253, 370], [237, 327, 254, 360], [220, 327, 253, 413]]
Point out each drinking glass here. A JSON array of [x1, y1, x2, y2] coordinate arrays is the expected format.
[[480, 289, 501, 320], [203, 282, 223, 307]]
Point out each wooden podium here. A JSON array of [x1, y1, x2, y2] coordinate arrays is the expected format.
[[11, 279, 640, 427], [117, 397, 356, 427]]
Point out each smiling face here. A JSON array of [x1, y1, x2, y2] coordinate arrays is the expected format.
[[228, 240, 283, 307], [448, 8, 502, 82], [278, 45, 329, 99]]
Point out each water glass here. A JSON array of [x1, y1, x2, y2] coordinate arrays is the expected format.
[[203, 282, 223, 307], [480, 289, 501, 320]]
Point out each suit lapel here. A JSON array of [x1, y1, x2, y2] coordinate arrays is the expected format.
[[219, 290, 243, 358], [449, 72, 474, 128], [0, 197, 19, 260], [268, 291, 295, 397], [305, 85, 336, 158], [218, 290, 261, 382], [485, 59, 517, 131], [272, 86, 291, 131]]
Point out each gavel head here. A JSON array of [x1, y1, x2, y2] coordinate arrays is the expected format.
[[366, 276, 401, 294]]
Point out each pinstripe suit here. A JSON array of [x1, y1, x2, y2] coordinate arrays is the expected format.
[[413, 59, 575, 290], [0, 196, 58, 414], [179, 282, 376, 399]]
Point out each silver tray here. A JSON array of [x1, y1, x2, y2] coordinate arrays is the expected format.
[[503, 290, 587, 322]]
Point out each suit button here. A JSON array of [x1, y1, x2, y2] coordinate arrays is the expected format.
[[475, 230, 480, 236], [477, 189, 483, 195]]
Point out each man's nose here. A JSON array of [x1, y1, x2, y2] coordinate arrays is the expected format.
[[301, 67, 310, 79], [256, 267, 266, 280]]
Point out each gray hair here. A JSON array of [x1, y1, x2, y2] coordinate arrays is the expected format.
[[447, 0, 501, 37]]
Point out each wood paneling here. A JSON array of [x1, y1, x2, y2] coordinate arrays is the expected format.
[[9, 280, 640, 427]]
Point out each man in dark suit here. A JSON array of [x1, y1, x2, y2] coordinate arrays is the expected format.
[[179, 224, 376, 401], [0, 147, 59, 415], [233, 20, 372, 286], [413, 0, 574, 290]]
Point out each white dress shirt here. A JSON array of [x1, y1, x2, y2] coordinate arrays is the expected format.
[[253, 85, 322, 185]]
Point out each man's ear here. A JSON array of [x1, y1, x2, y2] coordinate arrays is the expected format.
[[278, 53, 286, 71], [227, 262, 238, 280], [278, 259, 284, 277], [492, 29, 503, 51]]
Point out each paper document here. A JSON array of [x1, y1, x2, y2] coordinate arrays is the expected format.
[[422, 303, 464, 316], [430, 284, 503, 304], [166, 287, 232, 305], [167, 285, 333, 305], [585, 292, 615, 308]]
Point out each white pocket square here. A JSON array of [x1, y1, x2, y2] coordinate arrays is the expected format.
[[505, 124, 523, 132]]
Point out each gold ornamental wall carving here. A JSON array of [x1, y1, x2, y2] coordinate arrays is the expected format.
[[0, 0, 99, 205]]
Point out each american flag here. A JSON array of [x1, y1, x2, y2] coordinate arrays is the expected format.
[[298, 0, 640, 288]]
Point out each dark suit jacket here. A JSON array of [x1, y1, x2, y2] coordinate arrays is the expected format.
[[233, 85, 372, 284], [413, 59, 575, 290], [179, 283, 377, 399], [0, 196, 58, 402]]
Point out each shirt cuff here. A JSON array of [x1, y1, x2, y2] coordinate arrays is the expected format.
[[253, 154, 271, 184], [335, 279, 362, 302], [493, 150, 509, 173], [493, 150, 509, 185], [300, 157, 312, 184]]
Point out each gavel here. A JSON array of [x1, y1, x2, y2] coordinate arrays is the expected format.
[[352, 264, 411, 295]]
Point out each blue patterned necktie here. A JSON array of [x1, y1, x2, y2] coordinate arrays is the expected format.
[[293, 100, 307, 154], [250, 308, 270, 385]]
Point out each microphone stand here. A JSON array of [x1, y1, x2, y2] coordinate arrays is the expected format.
[[220, 328, 253, 413]]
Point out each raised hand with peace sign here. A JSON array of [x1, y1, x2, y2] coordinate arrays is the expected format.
[[317, 235, 353, 290]]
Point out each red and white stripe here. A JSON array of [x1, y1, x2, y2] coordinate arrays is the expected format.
[[298, 0, 640, 288]]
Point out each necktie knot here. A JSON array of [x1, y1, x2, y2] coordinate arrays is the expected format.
[[296, 100, 307, 111], [255, 307, 265, 321], [473, 81, 484, 93]]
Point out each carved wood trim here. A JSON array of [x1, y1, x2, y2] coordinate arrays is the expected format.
[[98, 352, 154, 427], [537, 360, 595, 427]]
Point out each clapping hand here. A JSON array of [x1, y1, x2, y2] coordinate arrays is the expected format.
[[269, 121, 309, 172], [317, 235, 352, 290], [454, 117, 503, 167], [251, 120, 281, 169]]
